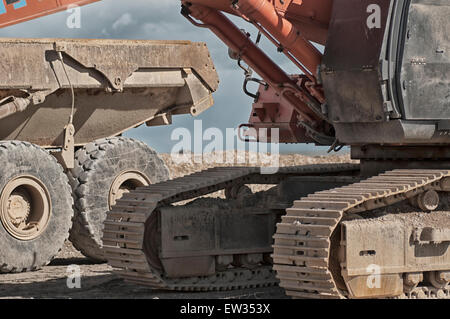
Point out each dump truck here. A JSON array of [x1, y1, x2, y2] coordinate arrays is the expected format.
[[0, 1, 218, 271], [102, 0, 450, 299]]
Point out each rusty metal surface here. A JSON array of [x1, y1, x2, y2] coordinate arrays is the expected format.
[[0, 38, 219, 147], [322, 0, 450, 145], [321, 0, 391, 124]]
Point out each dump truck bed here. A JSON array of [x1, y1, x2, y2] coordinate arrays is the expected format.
[[0, 38, 219, 147]]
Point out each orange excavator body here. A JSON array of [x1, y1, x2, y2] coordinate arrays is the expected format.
[[0, 0, 99, 28], [182, 0, 449, 149]]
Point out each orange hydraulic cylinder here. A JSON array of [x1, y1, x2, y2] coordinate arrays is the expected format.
[[234, 0, 322, 76], [187, 4, 319, 124], [188, 4, 293, 87], [0, 0, 100, 29]]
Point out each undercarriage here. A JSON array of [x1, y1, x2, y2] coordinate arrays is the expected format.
[[103, 160, 450, 299]]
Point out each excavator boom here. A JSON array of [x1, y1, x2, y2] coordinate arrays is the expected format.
[[0, 0, 99, 28]]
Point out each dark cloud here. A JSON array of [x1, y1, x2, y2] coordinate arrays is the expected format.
[[0, 0, 331, 155]]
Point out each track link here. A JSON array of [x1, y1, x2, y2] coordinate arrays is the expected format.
[[273, 169, 450, 299], [102, 164, 359, 291]]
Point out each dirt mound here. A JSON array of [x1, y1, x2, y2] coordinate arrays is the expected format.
[[160, 151, 356, 197], [159, 150, 356, 179]]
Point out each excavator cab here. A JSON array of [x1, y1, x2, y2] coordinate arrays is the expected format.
[[322, 0, 450, 146]]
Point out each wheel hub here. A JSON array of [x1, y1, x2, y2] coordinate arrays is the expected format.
[[109, 171, 150, 208], [0, 176, 51, 241]]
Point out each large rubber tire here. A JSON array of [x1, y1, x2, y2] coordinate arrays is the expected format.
[[0, 141, 73, 273], [68, 137, 169, 262]]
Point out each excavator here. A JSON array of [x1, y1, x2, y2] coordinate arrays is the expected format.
[[101, 0, 450, 299], [0, 0, 449, 299]]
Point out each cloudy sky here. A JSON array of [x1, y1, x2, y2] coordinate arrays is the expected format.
[[0, 0, 333, 155]]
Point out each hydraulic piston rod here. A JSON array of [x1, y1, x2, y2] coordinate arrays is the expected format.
[[232, 0, 322, 76]]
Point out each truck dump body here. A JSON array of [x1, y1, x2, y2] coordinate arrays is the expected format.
[[0, 38, 219, 147]]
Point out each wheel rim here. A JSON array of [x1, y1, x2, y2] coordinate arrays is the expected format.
[[109, 171, 150, 209], [0, 176, 51, 241]]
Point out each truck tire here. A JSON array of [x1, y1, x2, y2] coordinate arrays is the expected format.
[[68, 137, 169, 261], [0, 141, 73, 273]]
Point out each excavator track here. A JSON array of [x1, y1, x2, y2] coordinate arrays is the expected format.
[[102, 163, 359, 291], [273, 169, 450, 299]]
